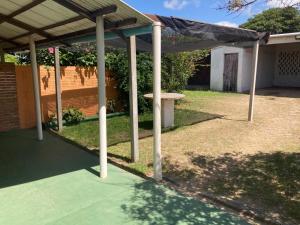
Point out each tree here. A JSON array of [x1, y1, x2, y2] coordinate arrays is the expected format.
[[221, 0, 300, 12], [240, 7, 300, 34], [161, 50, 209, 92]]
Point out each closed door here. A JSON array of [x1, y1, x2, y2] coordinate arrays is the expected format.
[[223, 53, 238, 92]]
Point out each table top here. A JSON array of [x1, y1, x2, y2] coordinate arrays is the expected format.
[[144, 93, 185, 100]]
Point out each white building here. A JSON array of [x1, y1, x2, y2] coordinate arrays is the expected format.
[[210, 32, 300, 92]]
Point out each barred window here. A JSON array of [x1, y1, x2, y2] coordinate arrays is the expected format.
[[278, 51, 300, 76]]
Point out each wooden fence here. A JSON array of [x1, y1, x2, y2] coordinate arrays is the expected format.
[[16, 65, 121, 129]]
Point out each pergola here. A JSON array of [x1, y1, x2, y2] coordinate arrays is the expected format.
[[0, 0, 163, 180], [0, 0, 264, 181]]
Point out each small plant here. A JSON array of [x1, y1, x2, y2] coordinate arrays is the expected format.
[[107, 99, 116, 113], [47, 113, 57, 128], [63, 107, 85, 125]]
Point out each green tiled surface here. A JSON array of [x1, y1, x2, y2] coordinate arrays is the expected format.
[[0, 130, 250, 225]]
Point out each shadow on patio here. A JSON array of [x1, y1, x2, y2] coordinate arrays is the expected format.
[[0, 129, 98, 188], [121, 181, 250, 225], [0, 129, 250, 225]]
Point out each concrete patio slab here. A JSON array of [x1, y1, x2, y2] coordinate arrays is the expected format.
[[0, 130, 250, 225]]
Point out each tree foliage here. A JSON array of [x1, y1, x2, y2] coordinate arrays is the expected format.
[[162, 51, 209, 92], [240, 7, 300, 34], [106, 49, 153, 113], [16, 43, 98, 66]]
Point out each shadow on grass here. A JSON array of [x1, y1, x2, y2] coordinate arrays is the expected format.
[[163, 151, 300, 223], [255, 87, 300, 98], [121, 181, 250, 225], [138, 109, 222, 132], [107, 109, 222, 147]]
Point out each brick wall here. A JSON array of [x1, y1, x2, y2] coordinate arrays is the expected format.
[[0, 63, 19, 131], [16, 65, 121, 128]]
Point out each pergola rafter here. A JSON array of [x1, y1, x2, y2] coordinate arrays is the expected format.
[[5, 17, 138, 51], [53, 0, 118, 23], [52, 0, 135, 42], [0, 2, 122, 48], [0, 12, 70, 46], [1, 3, 120, 45], [0, 0, 47, 24]]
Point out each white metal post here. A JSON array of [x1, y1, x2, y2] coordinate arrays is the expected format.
[[96, 15, 107, 178], [29, 35, 43, 140], [152, 22, 162, 181], [127, 35, 139, 162], [54, 47, 63, 131], [248, 40, 260, 122], [0, 48, 4, 63]]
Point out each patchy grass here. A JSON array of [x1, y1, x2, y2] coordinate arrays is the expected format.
[[60, 90, 221, 173]]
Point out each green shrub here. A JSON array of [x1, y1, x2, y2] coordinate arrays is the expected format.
[[106, 49, 153, 113], [162, 50, 209, 92], [63, 107, 85, 125]]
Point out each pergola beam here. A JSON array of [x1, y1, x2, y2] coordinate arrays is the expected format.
[[0, 36, 21, 46], [53, 0, 117, 23], [0, 0, 46, 24]]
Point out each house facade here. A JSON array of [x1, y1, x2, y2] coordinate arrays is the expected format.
[[210, 32, 300, 92]]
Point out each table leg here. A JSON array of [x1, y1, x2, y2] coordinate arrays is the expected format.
[[161, 99, 175, 128]]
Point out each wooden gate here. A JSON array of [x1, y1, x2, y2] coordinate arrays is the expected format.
[[223, 53, 238, 92]]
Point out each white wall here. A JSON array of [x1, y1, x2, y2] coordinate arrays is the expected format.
[[211, 45, 278, 93], [210, 47, 224, 91], [239, 48, 252, 92], [256, 46, 276, 89], [210, 46, 244, 92]]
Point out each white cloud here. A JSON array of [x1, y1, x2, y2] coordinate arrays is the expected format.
[[215, 21, 238, 28], [163, 0, 200, 10], [267, 0, 300, 8], [164, 0, 188, 10]]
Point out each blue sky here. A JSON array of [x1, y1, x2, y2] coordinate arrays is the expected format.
[[124, 0, 292, 27]]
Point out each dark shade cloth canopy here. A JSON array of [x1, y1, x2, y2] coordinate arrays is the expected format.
[[106, 15, 269, 52]]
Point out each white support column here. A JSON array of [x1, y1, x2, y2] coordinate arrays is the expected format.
[[127, 35, 139, 162], [0, 48, 5, 63], [54, 47, 63, 131], [96, 15, 107, 178], [29, 35, 43, 141], [248, 40, 260, 122], [152, 22, 162, 181]]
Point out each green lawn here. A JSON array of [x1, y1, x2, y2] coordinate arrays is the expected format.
[[60, 90, 224, 173], [60, 90, 224, 148]]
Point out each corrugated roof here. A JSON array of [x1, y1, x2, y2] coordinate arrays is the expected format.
[[0, 0, 153, 51]]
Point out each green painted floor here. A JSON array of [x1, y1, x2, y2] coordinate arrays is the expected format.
[[0, 130, 250, 225]]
